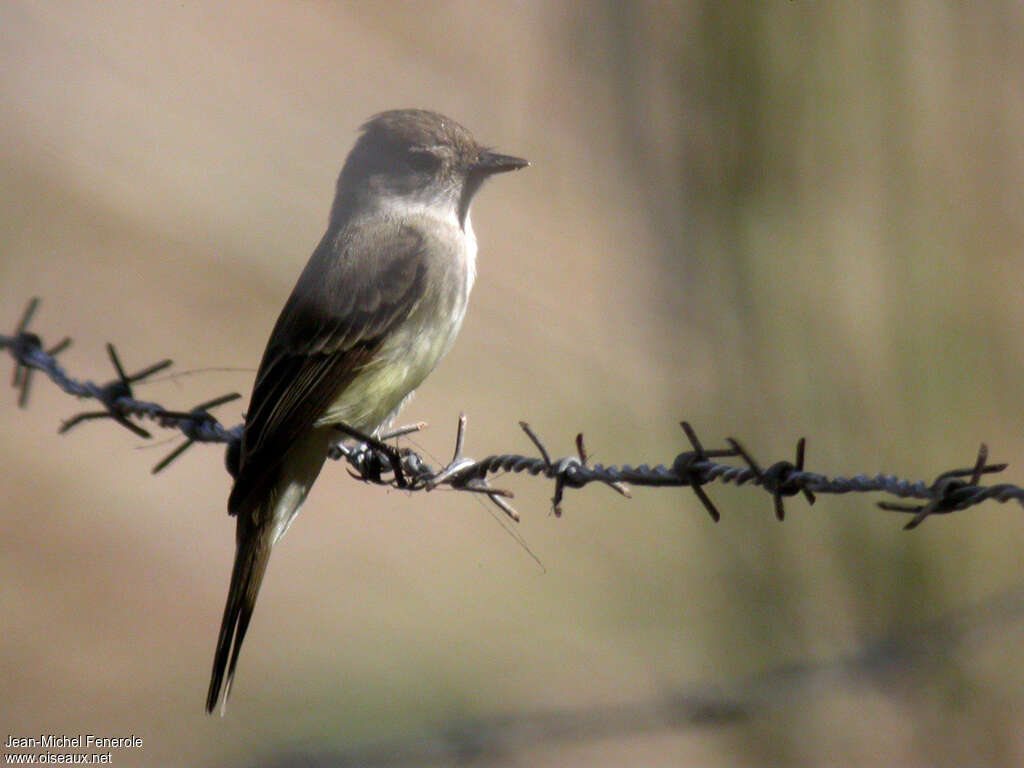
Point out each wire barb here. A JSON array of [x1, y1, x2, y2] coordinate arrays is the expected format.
[[151, 392, 242, 474], [672, 421, 735, 522], [57, 343, 174, 439], [877, 443, 1008, 529]]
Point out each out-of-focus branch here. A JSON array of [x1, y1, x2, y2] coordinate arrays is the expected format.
[[247, 583, 1024, 767]]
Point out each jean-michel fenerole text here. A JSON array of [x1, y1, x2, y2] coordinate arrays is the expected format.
[[5, 735, 143, 749]]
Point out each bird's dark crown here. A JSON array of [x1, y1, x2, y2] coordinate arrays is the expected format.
[[359, 109, 481, 160]]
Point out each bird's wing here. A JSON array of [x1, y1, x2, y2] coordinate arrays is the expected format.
[[227, 223, 429, 516]]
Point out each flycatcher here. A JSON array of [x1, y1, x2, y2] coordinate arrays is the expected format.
[[206, 109, 527, 714]]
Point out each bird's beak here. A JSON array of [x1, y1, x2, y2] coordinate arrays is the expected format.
[[474, 151, 530, 175]]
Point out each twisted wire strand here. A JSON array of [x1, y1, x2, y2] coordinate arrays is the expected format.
[[4, 298, 1022, 526]]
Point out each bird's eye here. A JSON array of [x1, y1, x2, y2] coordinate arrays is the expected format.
[[407, 150, 440, 173]]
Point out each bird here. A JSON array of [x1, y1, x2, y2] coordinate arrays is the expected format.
[[206, 109, 527, 714]]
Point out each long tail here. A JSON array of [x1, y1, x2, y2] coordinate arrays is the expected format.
[[206, 516, 272, 715]]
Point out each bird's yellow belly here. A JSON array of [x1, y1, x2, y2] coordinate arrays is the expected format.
[[315, 304, 464, 434]]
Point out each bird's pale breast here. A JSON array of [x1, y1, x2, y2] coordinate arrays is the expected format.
[[316, 209, 476, 434]]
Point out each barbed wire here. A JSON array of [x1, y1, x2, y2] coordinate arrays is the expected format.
[[3, 297, 1023, 527]]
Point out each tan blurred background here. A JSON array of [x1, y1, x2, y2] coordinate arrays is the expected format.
[[3, 2, 1024, 766]]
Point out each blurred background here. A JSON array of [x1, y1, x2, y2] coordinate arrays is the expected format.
[[3, 2, 1024, 766]]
